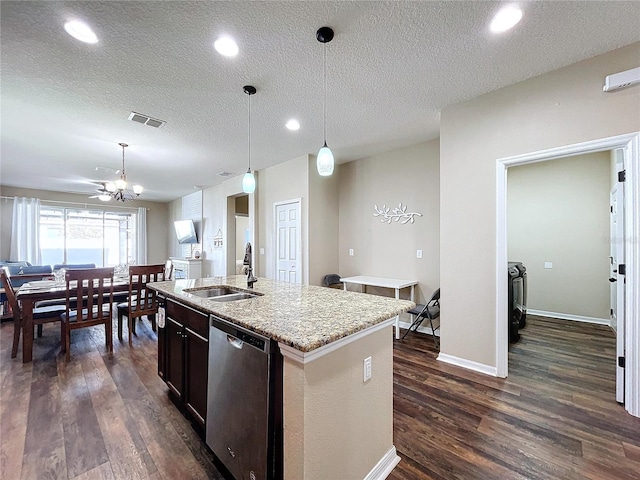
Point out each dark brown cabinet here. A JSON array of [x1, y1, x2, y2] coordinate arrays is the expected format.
[[158, 297, 209, 429]]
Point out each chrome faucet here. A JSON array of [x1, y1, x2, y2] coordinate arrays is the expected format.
[[243, 242, 258, 288]]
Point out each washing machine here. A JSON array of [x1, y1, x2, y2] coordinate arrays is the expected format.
[[508, 261, 527, 342]]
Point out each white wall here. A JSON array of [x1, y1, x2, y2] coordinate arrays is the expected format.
[[507, 152, 611, 320], [338, 140, 440, 304], [440, 42, 640, 368]]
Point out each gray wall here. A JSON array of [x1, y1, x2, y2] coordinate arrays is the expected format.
[[440, 42, 640, 368], [338, 139, 440, 305], [507, 151, 611, 320]]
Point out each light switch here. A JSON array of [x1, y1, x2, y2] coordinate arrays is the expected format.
[[349, 248, 354, 256], [416, 249, 423, 259], [260, 248, 265, 255], [544, 262, 553, 269]]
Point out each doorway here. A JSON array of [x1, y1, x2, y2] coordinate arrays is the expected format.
[[274, 199, 301, 284], [226, 194, 252, 277], [496, 133, 640, 418]]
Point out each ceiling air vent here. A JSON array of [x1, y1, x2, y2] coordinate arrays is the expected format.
[[128, 111, 166, 128], [217, 171, 234, 177]]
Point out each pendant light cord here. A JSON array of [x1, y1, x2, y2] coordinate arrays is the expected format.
[[248, 91, 252, 172], [323, 42, 327, 144]]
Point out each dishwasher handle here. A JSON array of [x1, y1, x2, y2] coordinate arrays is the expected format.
[[227, 335, 244, 349]]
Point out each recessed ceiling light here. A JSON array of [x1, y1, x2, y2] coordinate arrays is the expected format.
[[64, 20, 98, 44], [286, 119, 300, 131], [490, 5, 523, 33], [214, 36, 239, 57]]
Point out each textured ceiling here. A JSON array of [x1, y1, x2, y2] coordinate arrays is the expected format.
[[1, 1, 639, 202]]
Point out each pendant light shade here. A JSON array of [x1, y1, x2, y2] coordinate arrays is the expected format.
[[242, 85, 257, 193], [242, 169, 256, 193], [317, 142, 334, 176], [316, 26, 335, 176]]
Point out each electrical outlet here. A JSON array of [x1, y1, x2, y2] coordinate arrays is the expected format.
[[544, 261, 553, 269], [416, 249, 423, 259], [349, 248, 354, 256], [363, 356, 372, 382]]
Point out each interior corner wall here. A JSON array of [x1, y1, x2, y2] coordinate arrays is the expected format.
[[308, 155, 339, 286], [0, 186, 169, 264], [507, 152, 611, 320], [440, 42, 640, 368], [257, 154, 310, 282], [201, 175, 253, 278], [338, 140, 440, 304]]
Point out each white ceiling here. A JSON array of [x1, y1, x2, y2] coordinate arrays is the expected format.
[[1, 1, 639, 202]]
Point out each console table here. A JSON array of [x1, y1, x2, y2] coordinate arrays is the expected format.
[[340, 275, 418, 339], [170, 258, 202, 280]]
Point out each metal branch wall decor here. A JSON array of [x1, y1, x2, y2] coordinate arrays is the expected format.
[[373, 203, 423, 224]]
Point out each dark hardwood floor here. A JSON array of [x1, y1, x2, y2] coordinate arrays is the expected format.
[[390, 315, 640, 480], [1, 314, 639, 479]]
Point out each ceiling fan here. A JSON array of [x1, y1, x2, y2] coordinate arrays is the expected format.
[[88, 182, 112, 201]]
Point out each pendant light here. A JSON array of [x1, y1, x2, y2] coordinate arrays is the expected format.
[[316, 26, 335, 177], [242, 85, 257, 193]]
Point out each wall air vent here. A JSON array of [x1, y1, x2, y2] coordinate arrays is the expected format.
[[217, 171, 234, 177], [603, 67, 640, 92], [128, 111, 166, 128]]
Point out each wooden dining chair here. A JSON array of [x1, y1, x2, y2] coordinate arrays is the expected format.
[[61, 267, 114, 362], [0, 269, 66, 358], [116, 264, 166, 346]]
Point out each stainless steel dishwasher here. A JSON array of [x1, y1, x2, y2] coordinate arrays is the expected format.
[[206, 315, 278, 480]]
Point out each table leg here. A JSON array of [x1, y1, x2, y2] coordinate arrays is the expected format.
[[22, 299, 34, 363], [394, 288, 400, 339], [343, 282, 347, 291]]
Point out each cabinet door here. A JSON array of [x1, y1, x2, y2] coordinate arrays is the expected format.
[[166, 317, 185, 400], [185, 328, 209, 427]]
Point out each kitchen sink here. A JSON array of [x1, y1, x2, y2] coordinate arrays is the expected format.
[[185, 287, 238, 298], [184, 287, 260, 302], [209, 292, 257, 302]]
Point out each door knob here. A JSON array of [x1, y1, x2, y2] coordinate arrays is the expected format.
[[609, 277, 617, 282]]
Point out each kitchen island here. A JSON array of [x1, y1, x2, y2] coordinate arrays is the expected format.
[[149, 276, 414, 480]]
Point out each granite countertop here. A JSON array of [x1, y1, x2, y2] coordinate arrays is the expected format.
[[148, 275, 415, 352]]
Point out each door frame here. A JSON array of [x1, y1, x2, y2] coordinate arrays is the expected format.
[[495, 132, 640, 418], [273, 198, 302, 284]]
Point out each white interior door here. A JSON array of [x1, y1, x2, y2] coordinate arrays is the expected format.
[[275, 200, 301, 284], [611, 150, 625, 404]]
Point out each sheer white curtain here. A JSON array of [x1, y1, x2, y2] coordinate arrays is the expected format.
[[136, 207, 147, 265], [10, 197, 41, 264]]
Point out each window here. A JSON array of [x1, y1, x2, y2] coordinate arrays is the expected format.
[[40, 206, 137, 267]]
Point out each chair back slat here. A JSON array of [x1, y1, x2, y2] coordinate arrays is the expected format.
[[0, 269, 19, 319], [128, 264, 165, 316], [65, 267, 114, 324]]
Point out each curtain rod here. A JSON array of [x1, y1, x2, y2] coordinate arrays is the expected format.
[[0, 195, 149, 211]]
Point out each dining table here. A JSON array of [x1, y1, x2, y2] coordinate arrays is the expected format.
[[16, 277, 130, 363]]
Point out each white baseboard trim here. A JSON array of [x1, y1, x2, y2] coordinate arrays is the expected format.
[[398, 320, 440, 337], [364, 446, 401, 480], [527, 309, 610, 326], [437, 353, 498, 377]]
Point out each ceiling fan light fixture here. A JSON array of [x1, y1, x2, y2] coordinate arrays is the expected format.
[[133, 184, 143, 195], [105, 182, 116, 192], [98, 194, 111, 202], [115, 178, 127, 190], [316, 26, 335, 177], [101, 143, 143, 202]]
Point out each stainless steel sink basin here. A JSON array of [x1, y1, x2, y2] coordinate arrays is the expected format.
[[209, 293, 257, 302], [184, 287, 260, 302], [186, 287, 238, 298]]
